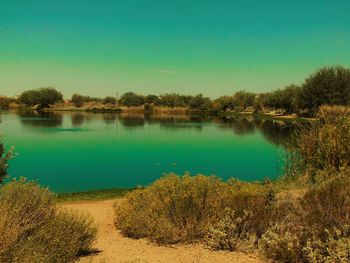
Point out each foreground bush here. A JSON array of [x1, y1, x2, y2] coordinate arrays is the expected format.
[[260, 171, 350, 262], [0, 180, 97, 262], [0, 141, 12, 184], [115, 173, 233, 244], [291, 105, 350, 182]]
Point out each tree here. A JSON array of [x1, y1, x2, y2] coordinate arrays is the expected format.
[[102, 96, 117, 105], [188, 94, 213, 111], [0, 141, 11, 184], [232, 91, 256, 110], [19, 88, 63, 108], [145, 95, 160, 104], [213, 96, 235, 112], [71, 94, 85, 107], [299, 66, 350, 114], [262, 85, 301, 114], [119, 92, 145, 107]]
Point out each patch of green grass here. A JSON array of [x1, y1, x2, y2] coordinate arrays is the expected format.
[[56, 188, 133, 203]]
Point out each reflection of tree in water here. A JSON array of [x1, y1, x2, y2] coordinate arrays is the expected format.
[[258, 120, 296, 147], [215, 116, 256, 135], [102, 113, 117, 124], [117, 113, 145, 129], [71, 113, 85, 127], [214, 115, 296, 147], [18, 111, 63, 128], [156, 115, 209, 131]]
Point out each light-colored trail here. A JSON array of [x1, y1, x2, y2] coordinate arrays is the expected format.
[[61, 200, 265, 263]]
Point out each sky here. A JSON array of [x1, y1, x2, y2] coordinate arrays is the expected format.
[[0, 0, 350, 98]]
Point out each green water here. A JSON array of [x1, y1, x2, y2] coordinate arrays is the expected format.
[[0, 111, 293, 193]]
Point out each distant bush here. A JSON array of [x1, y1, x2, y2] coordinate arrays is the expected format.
[[19, 87, 63, 108], [0, 180, 97, 262], [102, 96, 117, 105], [114, 173, 233, 244]]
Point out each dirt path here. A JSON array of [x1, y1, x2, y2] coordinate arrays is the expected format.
[[61, 200, 265, 263]]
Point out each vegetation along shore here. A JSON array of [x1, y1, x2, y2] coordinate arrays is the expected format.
[[2, 66, 350, 120], [1, 64, 350, 262]]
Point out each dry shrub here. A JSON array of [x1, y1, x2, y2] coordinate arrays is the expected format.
[[260, 170, 350, 262], [293, 105, 350, 180], [0, 180, 96, 262], [301, 171, 350, 231], [206, 208, 258, 253], [114, 173, 233, 244]]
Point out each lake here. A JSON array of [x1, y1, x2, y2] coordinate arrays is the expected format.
[[0, 111, 294, 193]]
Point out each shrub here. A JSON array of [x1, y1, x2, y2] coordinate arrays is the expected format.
[[260, 171, 350, 262], [304, 226, 350, 263], [0, 180, 96, 262], [102, 96, 117, 105], [206, 208, 258, 252], [291, 105, 350, 181], [114, 173, 233, 244], [259, 223, 308, 262], [0, 141, 12, 184]]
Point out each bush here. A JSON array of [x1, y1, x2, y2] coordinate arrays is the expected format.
[[260, 171, 350, 262], [0, 141, 12, 184], [0, 180, 96, 262], [206, 208, 258, 252], [291, 105, 350, 181], [114, 173, 233, 244], [102, 96, 117, 105]]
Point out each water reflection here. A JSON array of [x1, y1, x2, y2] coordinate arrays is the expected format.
[[17, 111, 63, 128], [9, 111, 296, 147]]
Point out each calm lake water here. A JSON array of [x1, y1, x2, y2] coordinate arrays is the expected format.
[[0, 111, 294, 193]]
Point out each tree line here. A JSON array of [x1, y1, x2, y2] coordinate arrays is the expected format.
[[7, 65, 350, 116]]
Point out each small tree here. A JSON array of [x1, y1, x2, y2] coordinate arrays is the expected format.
[[71, 94, 85, 107], [19, 88, 63, 108], [102, 96, 117, 105], [119, 92, 145, 107]]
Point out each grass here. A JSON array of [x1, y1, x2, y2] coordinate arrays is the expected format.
[[56, 188, 133, 203]]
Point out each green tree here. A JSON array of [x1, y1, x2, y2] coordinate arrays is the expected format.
[[19, 88, 63, 108], [119, 92, 145, 106], [262, 85, 300, 114], [189, 94, 213, 111], [145, 94, 160, 104], [102, 96, 117, 105], [213, 96, 235, 112], [71, 94, 85, 107], [232, 91, 256, 110], [299, 66, 350, 114]]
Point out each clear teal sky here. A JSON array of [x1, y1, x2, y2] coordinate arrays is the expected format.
[[1, 0, 349, 98]]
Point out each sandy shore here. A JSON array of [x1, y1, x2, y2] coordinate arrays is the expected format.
[[61, 199, 265, 263]]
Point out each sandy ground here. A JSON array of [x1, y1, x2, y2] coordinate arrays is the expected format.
[[61, 200, 265, 263]]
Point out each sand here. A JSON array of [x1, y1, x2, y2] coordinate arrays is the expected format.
[[61, 200, 265, 263]]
